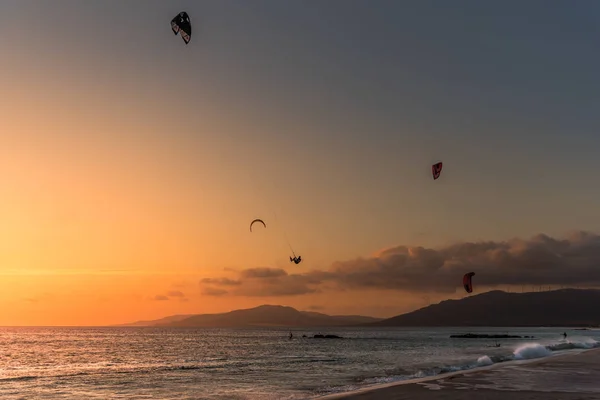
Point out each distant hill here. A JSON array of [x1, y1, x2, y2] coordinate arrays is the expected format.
[[300, 311, 380, 325], [116, 314, 196, 327], [117, 305, 382, 328], [369, 289, 600, 327]]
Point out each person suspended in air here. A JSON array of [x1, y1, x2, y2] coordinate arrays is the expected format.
[[290, 255, 302, 264]]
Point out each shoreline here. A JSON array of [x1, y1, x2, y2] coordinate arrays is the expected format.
[[317, 347, 600, 400]]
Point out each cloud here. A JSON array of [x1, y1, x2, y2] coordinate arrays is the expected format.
[[201, 267, 319, 297], [24, 298, 40, 303], [199, 231, 600, 296], [171, 281, 189, 289], [151, 291, 188, 302], [320, 231, 600, 293], [308, 305, 324, 311], [200, 278, 241, 286], [23, 293, 54, 303], [240, 268, 287, 279], [202, 287, 228, 296]]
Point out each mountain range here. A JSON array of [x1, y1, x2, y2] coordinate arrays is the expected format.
[[117, 305, 382, 328], [371, 289, 600, 327], [116, 289, 600, 328]]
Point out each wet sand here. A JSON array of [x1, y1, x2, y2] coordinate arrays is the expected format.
[[320, 348, 600, 400]]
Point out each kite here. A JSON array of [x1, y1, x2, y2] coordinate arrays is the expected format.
[[250, 219, 266, 232], [432, 162, 443, 180], [463, 272, 475, 293], [171, 11, 192, 44]]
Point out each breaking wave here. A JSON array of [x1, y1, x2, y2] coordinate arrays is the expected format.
[[328, 337, 600, 396]]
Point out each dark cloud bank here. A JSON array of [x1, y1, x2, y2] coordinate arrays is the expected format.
[[200, 231, 600, 297]]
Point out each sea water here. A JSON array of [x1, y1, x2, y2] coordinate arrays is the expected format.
[[0, 326, 598, 399]]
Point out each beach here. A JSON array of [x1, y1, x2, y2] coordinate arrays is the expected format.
[[322, 347, 600, 400]]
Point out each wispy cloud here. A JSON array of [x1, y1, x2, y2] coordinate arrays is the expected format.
[[201, 267, 320, 297], [201, 287, 228, 296], [200, 278, 241, 286], [152, 290, 188, 302], [23, 293, 54, 303], [240, 268, 287, 279]]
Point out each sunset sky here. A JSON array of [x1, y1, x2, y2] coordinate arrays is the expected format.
[[1, 1, 600, 325]]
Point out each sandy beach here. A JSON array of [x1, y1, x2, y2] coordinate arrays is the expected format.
[[320, 348, 600, 400]]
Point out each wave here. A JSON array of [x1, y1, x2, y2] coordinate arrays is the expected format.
[[449, 338, 592, 374], [421, 338, 599, 376], [322, 337, 600, 396]]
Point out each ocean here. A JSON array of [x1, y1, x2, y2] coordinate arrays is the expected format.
[[1, 326, 599, 399]]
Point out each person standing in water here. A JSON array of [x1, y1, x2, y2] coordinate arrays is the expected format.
[[563, 332, 567, 340]]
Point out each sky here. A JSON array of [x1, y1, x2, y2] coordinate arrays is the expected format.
[[1, 0, 600, 325]]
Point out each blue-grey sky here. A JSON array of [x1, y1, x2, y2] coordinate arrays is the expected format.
[[2, 0, 600, 323]]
